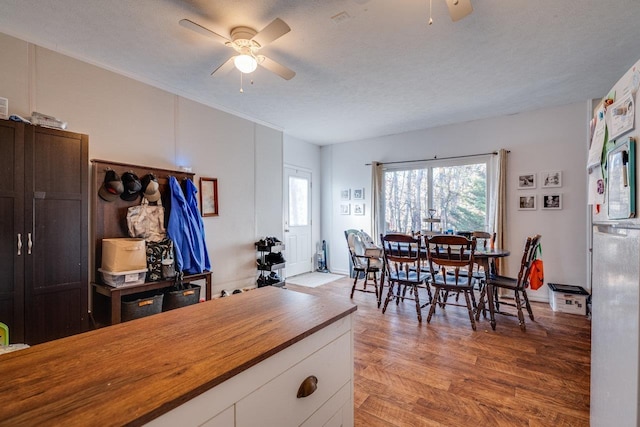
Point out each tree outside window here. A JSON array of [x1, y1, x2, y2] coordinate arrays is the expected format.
[[383, 161, 487, 234]]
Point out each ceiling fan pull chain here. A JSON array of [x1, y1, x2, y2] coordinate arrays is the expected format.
[[240, 72, 244, 93], [429, 0, 434, 25]]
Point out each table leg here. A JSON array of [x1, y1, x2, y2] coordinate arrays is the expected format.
[[478, 258, 496, 330]]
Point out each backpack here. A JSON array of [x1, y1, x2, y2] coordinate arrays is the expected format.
[[528, 244, 544, 290]]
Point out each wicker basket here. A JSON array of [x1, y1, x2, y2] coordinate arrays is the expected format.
[[162, 284, 201, 312]]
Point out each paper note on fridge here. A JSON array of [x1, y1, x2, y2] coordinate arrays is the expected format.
[[608, 93, 635, 141]]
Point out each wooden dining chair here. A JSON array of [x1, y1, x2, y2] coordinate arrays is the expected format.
[[380, 233, 432, 322], [472, 231, 497, 275], [475, 234, 541, 331], [345, 230, 382, 303], [425, 234, 478, 330]]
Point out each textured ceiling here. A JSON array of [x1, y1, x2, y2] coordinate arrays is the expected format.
[[1, 0, 640, 144]]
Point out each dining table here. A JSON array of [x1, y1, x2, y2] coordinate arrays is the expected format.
[[472, 247, 511, 330], [379, 233, 510, 326]]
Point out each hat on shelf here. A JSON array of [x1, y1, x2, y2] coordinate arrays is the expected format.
[[98, 169, 124, 202], [120, 171, 142, 201], [141, 173, 161, 202]]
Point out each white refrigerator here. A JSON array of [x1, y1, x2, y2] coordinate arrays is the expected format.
[[590, 59, 640, 427]]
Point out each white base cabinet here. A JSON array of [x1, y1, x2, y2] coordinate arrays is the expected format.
[[146, 313, 354, 427]]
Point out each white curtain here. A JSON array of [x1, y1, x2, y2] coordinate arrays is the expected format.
[[490, 149, 508, 274], [371, 161, 384, 244]]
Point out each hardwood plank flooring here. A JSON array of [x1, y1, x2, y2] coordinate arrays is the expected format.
[[286, 277, 591, 427]]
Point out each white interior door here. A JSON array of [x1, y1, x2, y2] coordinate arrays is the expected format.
[[284, 167, 312, 277]]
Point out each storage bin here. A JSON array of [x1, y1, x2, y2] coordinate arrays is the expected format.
[[121, 291, 164, 322], [98, 268, 147, 288], [101, 238, 147, 272], [163, 284, 201, 311], [548, 283, 589, 315]]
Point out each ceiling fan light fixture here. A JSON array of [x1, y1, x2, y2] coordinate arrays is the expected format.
[[234, 54, 258, 74]]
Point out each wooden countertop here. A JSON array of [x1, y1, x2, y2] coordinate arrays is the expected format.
[[0, 287, 357, 426]]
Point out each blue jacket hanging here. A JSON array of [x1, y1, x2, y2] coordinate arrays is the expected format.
[[167, 176, 210, 274], [185, 178, 211, 271]]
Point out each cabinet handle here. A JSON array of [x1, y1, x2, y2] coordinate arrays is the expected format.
[[27, 232, 33, 255], [17, 234, 22, 256], [297, 375, 318, 398]]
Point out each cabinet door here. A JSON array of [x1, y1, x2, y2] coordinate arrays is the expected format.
[[23, 126, 88, 344], [0, 121, 25, 343]]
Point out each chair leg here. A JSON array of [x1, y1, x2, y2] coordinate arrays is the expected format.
[[427, 289, 440, 323], [464, 290, 477, 331], [514, 290, 526, 331], [372, 273, 379, 305], [522, 289, 535, 321], [413, 284, 422, 322], [475, 285, 487, 321], [382, 282, 395, 314], [350, 272, 359, 299]]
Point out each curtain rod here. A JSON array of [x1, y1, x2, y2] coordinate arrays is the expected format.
[[365, 151, 508, 166]]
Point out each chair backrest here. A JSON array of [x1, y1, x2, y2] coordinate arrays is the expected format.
[[426, 235, 476, 286], [514, 234, 542, 288], [344, 229, 362, 264], [472, 231, 496, 250], [380, 233, 423, 281]]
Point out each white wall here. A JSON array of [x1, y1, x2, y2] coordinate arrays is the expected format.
[[321, 102, 588, 301], [0, 31, 284, 295]]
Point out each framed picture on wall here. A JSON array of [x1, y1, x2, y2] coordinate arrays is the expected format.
[[540, 170, 562, 188], [518, 173, 536, 189], [518, 195, 536, 210], [340, 203, 350, 215], [340, 189, 351, 200], [352, 188, 365, 200], [199, 177, 219, 217], [353, 203, 365, 215], [542, 194, 562, 210]]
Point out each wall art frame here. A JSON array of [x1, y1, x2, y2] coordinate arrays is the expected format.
[[200, 177, 219, 217]]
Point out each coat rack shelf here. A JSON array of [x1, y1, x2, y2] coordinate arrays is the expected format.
[[90, 159, 212, 326]]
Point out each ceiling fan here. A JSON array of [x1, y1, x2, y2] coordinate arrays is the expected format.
[[179, 17, 296, 80], [429, 0, 473, 25]]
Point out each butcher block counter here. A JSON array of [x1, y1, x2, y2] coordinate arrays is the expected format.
[[0, 287, 357, 427]]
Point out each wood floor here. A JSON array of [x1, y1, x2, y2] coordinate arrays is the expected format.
[[286, 277, 591, 427]]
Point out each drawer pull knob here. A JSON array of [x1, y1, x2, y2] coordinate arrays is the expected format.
[[297, 375, 318, 398]]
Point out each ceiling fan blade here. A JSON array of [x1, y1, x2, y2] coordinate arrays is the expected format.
[[211, 56, 235, 76], [445, 0, 473, 22], [259, 56, 296, 80], [179, 19, 230, 45], [251, 18, 291, 47]]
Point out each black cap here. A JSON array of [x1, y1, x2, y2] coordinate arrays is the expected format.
[[98, 170, 124, 202], [120, 171, 142, 201]]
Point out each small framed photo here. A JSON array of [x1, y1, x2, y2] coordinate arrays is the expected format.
[[340, 203, 351, 215], [542, 194, 562, 210], [199, 177, 219, 217], [518, 173, 536, 190], [340, 189, 351, 200], [518, 195, 536, 210], [353, 203, 365, 215], [352, 188, 365, 200], [540, 170, 562, 188]]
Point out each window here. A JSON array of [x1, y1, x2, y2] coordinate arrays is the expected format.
[[383, 158, 488, 234]]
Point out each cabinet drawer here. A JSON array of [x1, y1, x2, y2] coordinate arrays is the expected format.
[[301, 381, 352, 427], [236, 331, 351, 427]]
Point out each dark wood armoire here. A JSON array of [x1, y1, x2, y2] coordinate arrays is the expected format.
[[0, 119, 88, 344]]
